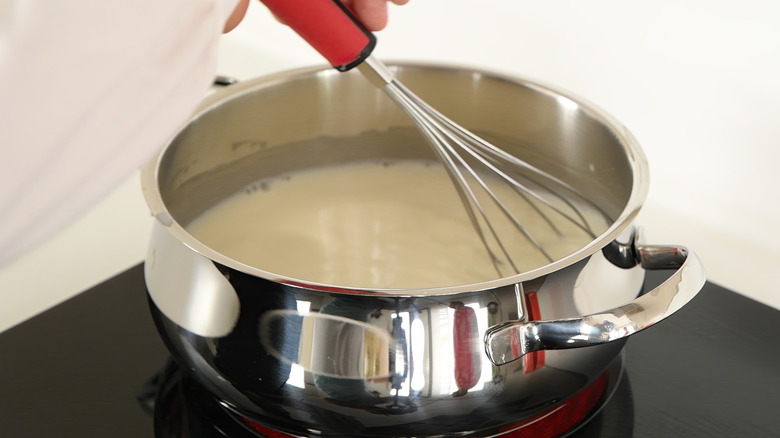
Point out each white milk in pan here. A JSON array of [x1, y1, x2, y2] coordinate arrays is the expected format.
[[187, 159, 608, 289]]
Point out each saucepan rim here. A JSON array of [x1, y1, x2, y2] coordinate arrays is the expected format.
[[140, 61, 650, 296]]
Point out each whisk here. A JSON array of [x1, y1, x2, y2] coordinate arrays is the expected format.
[[260, 0, 608, 276]]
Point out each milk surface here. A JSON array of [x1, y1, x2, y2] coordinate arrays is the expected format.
[[187, 160, 606, 289]]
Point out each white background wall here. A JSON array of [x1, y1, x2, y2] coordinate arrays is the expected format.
[[1, 0, 779, 333]]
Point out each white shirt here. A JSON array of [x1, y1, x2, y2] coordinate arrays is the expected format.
[[0, 0, 239, 266]]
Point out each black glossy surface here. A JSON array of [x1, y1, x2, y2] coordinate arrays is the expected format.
[[1, 265, 779, 437]]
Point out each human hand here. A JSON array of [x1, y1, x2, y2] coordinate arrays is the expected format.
[[341, 0, 410, 31], [224, 0, 251, 32]]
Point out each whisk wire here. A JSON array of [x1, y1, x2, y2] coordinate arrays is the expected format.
[[406, 96, 557, 261], [394, 80, 604, 238], [359, 58, 611, 276], [384, 83, 521, 276]]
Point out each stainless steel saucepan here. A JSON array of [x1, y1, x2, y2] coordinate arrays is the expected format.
[[141, 63, 705, 437]]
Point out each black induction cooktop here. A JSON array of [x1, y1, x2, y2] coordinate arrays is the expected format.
[[1, 264, 779, 437]]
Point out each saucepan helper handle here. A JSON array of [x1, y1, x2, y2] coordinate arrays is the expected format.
[[259, 0, 376, 71], [484, 243, 706, 366]]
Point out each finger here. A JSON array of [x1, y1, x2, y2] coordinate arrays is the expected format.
[[347, 0, 390, 31], [223, 0, 250, 33]]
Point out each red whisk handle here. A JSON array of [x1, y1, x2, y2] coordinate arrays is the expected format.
[[259, 0, 376, 71]]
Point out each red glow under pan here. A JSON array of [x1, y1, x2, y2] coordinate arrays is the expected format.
[[240, 369, 612, 438]]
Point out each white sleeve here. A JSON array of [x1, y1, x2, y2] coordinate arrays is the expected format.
[[0, 0, 239, 266]]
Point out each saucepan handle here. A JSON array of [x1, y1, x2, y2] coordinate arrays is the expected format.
[[484, 241, 706, 366]]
